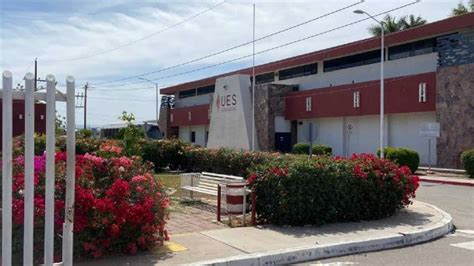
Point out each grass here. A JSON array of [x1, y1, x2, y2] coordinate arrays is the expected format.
[[156, 173, 181, 192]]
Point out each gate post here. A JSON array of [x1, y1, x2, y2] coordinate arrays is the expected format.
[[63, 76, 76, 266], [24, 72, 35, 265], [44, 74, 57, 265], [2, 71, 13, 266]]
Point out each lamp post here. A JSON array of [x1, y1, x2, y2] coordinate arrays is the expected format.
[[138, 77, 159, 124], [354, 9, 385, 158]]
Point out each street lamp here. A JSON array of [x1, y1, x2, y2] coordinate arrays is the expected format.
[[138, 77, 160, 125], [354, 9, 385, 158]]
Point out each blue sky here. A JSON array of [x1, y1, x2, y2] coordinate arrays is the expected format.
[[0, 0, 465, 127]]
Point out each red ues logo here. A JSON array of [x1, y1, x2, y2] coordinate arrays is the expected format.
[[215, 93, 237, 112]]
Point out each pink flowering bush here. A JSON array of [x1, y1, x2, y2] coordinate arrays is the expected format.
[[249, 153, 420, 225], [11, 142, 169, 263]]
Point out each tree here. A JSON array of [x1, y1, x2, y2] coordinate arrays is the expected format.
[[118, 111, 145, 156], [399, 15, 427, 30], [369, 15, 401, 37], [451, 1, 474, 16], [368, 14, 427, 37]]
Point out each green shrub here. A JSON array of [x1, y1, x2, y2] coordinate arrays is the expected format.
[[312, 144, 332, 156], [378, 147, 420, 173], [249, 154, 420, 225], [461, 149, 474, 178], [293, 143, 310, 154], [293, 143, 332, 155], [77, 129, 93, 138]]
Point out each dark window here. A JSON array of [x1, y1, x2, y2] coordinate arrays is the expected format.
[[190, 131, 196, 143], [205, 131, 209, 145], [324, 50, 381, 72], [197, 85, 215, 95], [178, 88, 196, 99], [278, 63, 317, 80], [255, 72, 275, 84], [388, 38, 436, 60]]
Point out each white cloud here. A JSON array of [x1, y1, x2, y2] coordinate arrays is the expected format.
[[0, 0, 461, 126]]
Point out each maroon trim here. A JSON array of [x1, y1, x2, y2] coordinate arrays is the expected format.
[[161, 13, 473, 95], [420, 178, 474, 187], [226, 195, 244, 204], [169, 104, 210, 127], [285, 72, 436, 120]]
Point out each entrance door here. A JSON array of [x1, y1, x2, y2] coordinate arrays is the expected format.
[[275, 133, 292, 153]]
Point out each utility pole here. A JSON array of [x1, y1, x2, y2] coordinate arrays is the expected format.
[[83, 83, 88, 130], [34, 58, 37, 90]]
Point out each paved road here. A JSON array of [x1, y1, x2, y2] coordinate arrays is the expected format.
[[297, 182, 474, 266]]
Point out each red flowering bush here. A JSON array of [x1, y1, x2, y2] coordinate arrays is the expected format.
[[249, 153, 420, 225], [10, 144, 169, 263]]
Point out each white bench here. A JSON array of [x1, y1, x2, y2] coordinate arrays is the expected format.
[[180, 172, 244, 199]]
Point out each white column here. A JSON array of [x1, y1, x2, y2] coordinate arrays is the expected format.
[[62, 76, 76, 266], [24, 72, 35, 265], [2, 70, 13, 266], [44, 74, 56, 266]]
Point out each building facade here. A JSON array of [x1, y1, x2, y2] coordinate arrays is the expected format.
[[0, 100, 47, 146], [159, 13, 474, 168]]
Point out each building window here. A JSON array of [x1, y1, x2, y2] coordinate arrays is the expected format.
[[418, 82, 427, 103], [170, 113, 173, 123], [205, 131, 209, 145], [324, 50, 381, 72], [353, 91, 360, 108], [278, 63, 317, 81], [190, 131, 196, 143], [178, 88, 196, 99], [197, 85, 215, 95], [251, 72, 275, 84], [188, 111, 192, 121], [388, 38, 436, 60], [305, 97, 312, 112]]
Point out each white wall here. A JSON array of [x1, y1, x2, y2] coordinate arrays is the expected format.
[[296, 112, 437, 165], [174, 93, 213, 108], [275, 53, 438, 90], [388, 112, 437, 165], [178, 125, 208, 147], [297, 117, 345, 156]]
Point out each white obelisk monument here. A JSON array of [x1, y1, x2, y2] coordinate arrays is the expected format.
[[207, 74, 257, 150]]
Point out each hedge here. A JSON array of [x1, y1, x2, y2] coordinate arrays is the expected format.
[[248, 154, 419, 225], [378, 147, 420, 173], [142, 139, 281, 177], [292, 143, 332, 156], [461, 149, 474, 178], [11, 142, 169, 263]]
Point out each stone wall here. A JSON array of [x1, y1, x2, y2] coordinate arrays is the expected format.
[[158, 106, 171, 139], [436, 63, 474, 168], [254, 84, 294, 151], [437, 30, 474, 67]]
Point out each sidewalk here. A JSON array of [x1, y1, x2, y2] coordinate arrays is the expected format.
[[76, 201, 452, 265]]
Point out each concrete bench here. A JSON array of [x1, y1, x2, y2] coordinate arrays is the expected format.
[[180, 172, 244, 199]]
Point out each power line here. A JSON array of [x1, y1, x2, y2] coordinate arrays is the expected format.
[[97, 1, 420, 89], [46, 1, 227, 63], [92, 0, 363, 87]]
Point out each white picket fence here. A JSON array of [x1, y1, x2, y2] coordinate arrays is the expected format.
[[1, 70, 76, 266]]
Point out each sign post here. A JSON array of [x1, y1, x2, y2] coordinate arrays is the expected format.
[[420, 122, 440, 174]]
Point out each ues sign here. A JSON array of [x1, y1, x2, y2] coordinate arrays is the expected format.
[[420, 122, 440, 138]]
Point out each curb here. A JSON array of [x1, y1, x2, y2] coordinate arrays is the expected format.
[[420, 177, 474, 187], [191, 202, 453, 266]]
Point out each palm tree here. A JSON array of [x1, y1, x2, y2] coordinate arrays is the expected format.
[[368, 14, 427, 37], [452, 3, 469, 16], [368, 15, 402, 37], [399, 15, 427, 30], [451, 1, 474, 16]]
